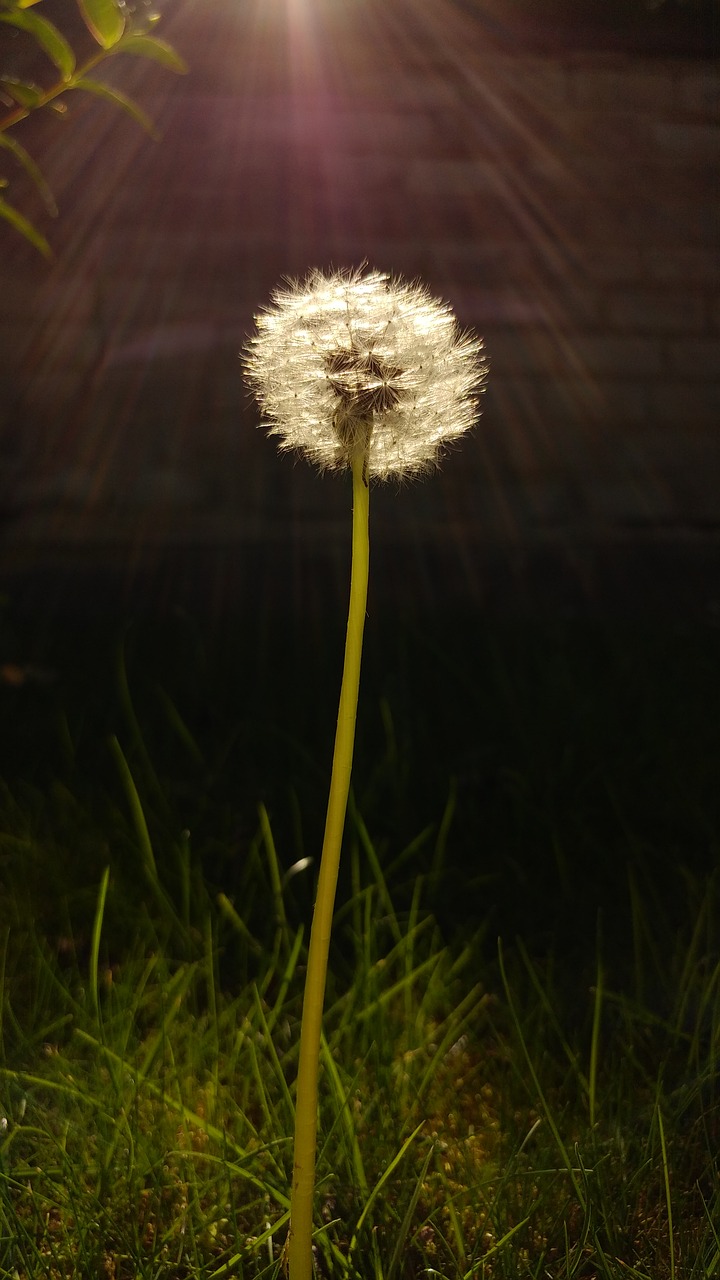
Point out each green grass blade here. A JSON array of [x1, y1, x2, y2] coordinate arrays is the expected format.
[[259, 802, 289, 951], [385, 1141, 434, 1280], [346, 1122, 425, 1263], [516, 936, 589, 1095], [107, 733, 158, 886], [252, 985, 295, 1127], [588, 958, 603, 1128], [498, 939, 583, 1202], [467, 1214, 532, 1271], [154, 684, 206, 767], [320, 1032, 368, 1200], [88, 866, 110, 1023], [656, 1100, 675, 1280]]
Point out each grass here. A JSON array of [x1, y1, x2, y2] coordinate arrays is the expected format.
[[0, 602, 718, 1277]]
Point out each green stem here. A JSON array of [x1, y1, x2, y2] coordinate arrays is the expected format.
[[0, 50, 108, 136], [288, 449, 370, 1280]]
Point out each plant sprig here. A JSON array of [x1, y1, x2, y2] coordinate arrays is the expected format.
[[0, 0, 187, 256]]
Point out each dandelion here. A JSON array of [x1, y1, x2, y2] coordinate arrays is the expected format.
[[243, 266, 486, 479], [243, 267, 486, 1280]]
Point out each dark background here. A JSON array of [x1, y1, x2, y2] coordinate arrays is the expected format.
[[0, 1, 719, 986], [1, 0, 719, 626]]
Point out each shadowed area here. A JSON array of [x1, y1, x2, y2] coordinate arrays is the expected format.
[[0, 0, 718, 621]]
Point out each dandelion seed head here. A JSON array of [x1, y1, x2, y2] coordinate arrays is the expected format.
[[242, 267, 487, 480]]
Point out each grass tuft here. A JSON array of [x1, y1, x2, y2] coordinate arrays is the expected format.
[[0, 610, 718, 1276]]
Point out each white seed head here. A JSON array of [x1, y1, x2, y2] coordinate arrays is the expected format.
[[242, 267, 487, 480]]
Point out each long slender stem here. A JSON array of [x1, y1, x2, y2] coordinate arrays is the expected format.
[[288, 450, 370, 1280]]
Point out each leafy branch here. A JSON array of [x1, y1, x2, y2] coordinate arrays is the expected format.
[[0, 0, 187, 256]]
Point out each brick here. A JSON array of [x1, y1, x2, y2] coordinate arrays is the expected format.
[[587, 478, 678, 526], [569, 65, 678, 115], [572, 335, 663, 377], [449, 288, 557, 327], [658, 196, 719, 248], [651, 121, 720, 161], [321, 153, 411, 194], [550, 108, 649, 155], [481, 375, 546, 443], [562, 243, 647, 286], [8, 370, 89, 420], [332, 110, 461, 158], [435, 241, 573, 287], [679, 71, 720, 116], [605, 289, 705, 334], [678, 482, 720, 525], [650, 381, 720, 427], [589, 191, 714, 250], [101, 321, 222, 368], [482, 331, 550, 376], [667, 339, 720, 380], [550, 375, 649, 428], [32, 324, 102, 371], [0, 271, 59, 320], [0, 269, 99, 325], [482, 330, 554, 376], [624, 427, 720, 522], [0, 324, 34, 366], [518, 478, 583, 526], [598, 379, 654, 425], [407, 160, 504, 195], [486, 372, 649, 438], [644, 246, 720, 286], [339, 73, 461, 112], [497, 56, 572, 110], [458, 278, 601, 328], [627, 424, 716, 467], [531, 193, 649, 249], [13, 467, 103, 509], [484, 329, 662, 378]]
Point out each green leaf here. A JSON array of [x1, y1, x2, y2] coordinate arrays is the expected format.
[[0, 76, 43, 108], [75, 0, 125, 50], [0, 195, 52, 257], [0, 10, 75, 81], [114, 33, 188, 74], [70, 76, 157, 138], [0, 133, 57, 213]]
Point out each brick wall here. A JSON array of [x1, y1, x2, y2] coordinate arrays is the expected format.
[[0, 0, 718, 609]]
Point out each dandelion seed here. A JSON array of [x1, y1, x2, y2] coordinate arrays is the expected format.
[[243, 266, 487, 479]]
